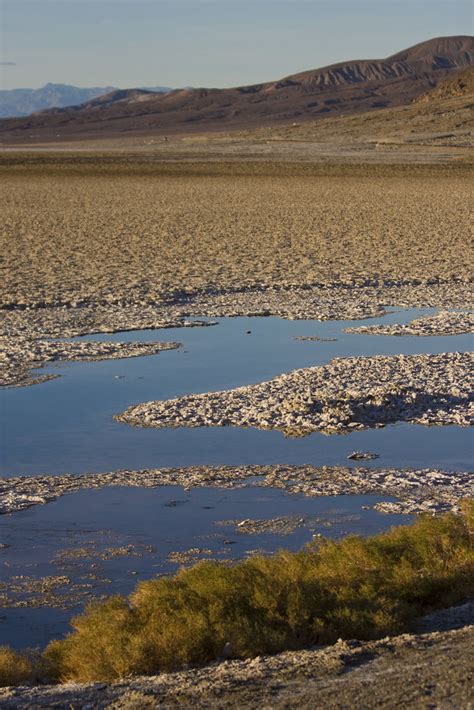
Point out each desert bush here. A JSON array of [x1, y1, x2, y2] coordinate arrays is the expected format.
[[43, 506, 474, 683], [43, 596, 146, 682], [0, 647, 33, 687], [460, 498, 474, 532]]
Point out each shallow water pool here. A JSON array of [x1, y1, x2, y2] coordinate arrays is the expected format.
[[0, 309, 471, 648], [1, 310, 472, 477], [0, 486, 411, 649]]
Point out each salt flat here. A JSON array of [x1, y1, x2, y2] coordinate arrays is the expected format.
[[0, 138, 472, 704], [1, 158, 471, 321]]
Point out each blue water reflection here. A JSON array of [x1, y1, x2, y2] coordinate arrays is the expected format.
[[1, 310, 472, 476]]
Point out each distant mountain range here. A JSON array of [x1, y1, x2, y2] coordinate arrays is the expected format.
[[0, 83, 172, 118], [0, 35, 472, 141]]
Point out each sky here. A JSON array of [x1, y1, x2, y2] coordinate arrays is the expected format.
[[1, 0, 472, 90]]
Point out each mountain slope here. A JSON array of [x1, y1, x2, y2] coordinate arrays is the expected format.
[[1, 36, 472, 142], [285, 35, 473, 85], [417, 65, 474, 102]]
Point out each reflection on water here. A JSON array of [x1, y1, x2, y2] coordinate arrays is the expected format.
[[1, 310, 472, 476], [1, 309, 471, 649]]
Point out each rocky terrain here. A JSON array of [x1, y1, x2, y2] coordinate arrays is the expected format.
[[1, 464, 471, 516], [1, 612, 472, 709], [417, 65, 474, 102], [116, 352, 473, 435]]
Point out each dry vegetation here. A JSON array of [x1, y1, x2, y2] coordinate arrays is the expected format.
[[0, 648, 33, 687], [1, 158, 471, 312], [0, 504, 472, 686]]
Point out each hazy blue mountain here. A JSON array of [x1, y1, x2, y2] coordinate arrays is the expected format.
[[0, 83, 172, 117]]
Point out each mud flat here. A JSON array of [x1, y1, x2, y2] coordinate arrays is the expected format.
[[0, 574, 90, 612], [0, 284, 470, 343], [345, 309, 474, 337], [2, 296, 472, 388], [1, 464, 471, 516], [1, 619, 472, 709], [0, 542, 156, 612], [217, 514, 358, 536], [116, 352, 473, 435], [181, 282, 471, 324]]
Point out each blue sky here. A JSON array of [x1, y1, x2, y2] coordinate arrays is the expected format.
[[1, 0, 472, 90]]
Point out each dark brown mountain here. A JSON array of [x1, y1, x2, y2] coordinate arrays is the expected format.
[[1, 35, 472, 142]]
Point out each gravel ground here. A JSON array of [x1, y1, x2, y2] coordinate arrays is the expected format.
[[1, 611, 472, 709]]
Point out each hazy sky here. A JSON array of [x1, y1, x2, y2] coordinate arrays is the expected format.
[[1, 0, 472, 90]]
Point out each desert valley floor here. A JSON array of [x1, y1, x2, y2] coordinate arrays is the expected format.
[[1, 103, 473, 708]]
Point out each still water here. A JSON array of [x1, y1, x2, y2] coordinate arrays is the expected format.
[[1, 486, 411, 649], [0, 309, 471, 648], [1, 309, 472, 477]]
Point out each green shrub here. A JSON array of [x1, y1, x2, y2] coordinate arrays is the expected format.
[[43, 505, 474, 683], [0, 647, 32, 687]]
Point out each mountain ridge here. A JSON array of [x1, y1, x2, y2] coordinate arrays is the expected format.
[[1, 35, 472, 141]]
